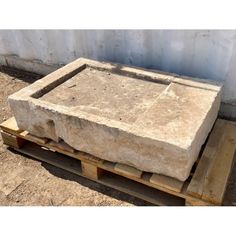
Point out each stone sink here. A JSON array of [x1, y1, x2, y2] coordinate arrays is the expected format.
[[8, 58, 222, 181]]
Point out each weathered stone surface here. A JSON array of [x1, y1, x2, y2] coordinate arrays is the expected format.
[[8, 58, 222, 181]]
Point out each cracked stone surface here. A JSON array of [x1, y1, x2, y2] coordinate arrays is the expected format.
[[8, 58, 222, 181]]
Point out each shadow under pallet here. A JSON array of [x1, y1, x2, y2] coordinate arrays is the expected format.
[[1, 117, 236, 206]]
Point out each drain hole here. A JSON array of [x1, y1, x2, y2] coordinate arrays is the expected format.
[[46, 119, 57, 140], [46, 119, 55, 128]]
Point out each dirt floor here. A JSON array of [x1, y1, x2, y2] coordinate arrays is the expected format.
[[0, 66, 235, 206]]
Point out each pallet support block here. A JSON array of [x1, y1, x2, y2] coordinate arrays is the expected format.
[[185, 199, 213, 206], [81, 161, 104, 180], [1, 130, 26, 148]]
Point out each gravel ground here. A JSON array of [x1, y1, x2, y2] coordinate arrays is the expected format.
[[0, 66, 235, 206]]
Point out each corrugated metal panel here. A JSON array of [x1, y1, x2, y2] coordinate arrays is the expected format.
[[0, 30, 236, 103]]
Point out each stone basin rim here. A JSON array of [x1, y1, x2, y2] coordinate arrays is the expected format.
[[8, 57, 223, 151]]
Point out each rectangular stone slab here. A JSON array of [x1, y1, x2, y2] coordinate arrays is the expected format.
[[8, 58, 222, 181]]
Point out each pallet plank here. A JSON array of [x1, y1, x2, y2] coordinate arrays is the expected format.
[[100, 173, 185, 206], [20, 130, 48, 144], [150, 173, 184, 193], [114, 163, 142, 178], [12, 142, 82, 175], [0, 117, 22, 133], [1, 130, 26, 148], [49, 140, 75, 153], [100, 161, 189, 200], [201, 123, 236, 205], [186, 119, 226, 198], [103, 160, 116, 170], [185, 199, 213, 206], [75, 152, 104, 165]]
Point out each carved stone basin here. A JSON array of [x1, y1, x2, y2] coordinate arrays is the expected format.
[[8, 58, 222, 181]]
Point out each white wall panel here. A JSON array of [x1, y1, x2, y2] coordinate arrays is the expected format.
[[0, 30, 236, 103]]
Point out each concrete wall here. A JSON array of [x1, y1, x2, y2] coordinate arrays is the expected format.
[[1, 30, 236, 118]]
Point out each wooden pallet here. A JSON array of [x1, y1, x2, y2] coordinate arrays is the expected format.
[[1, 117, 236, 206]]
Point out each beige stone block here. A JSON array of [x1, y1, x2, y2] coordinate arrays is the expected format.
[[8, 58, 222, 181]]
